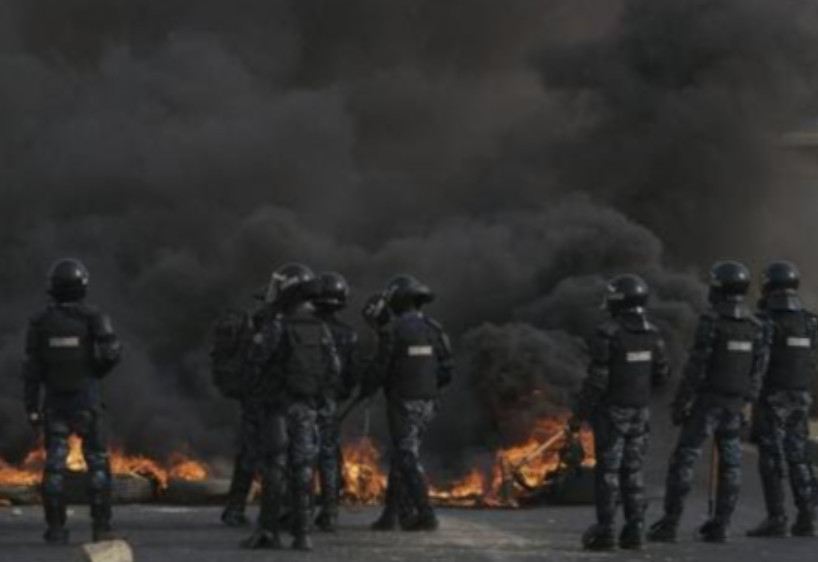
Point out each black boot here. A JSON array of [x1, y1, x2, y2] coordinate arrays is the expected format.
[[582, 523, 616, 551], [698, 519, 728, 543], [619, 520, 645, 550], [371, 505, 399, 531], [240, 529, 282, 550], [401, 467, 439, 532], [91, 502, 117, 542], [647, 515, 679, 543], [372, 470, 401, 531], [290, 469, 314, 551], [403, 509, 440, 532], [292, 534, 313, 551], [291, 501, 314, 551], [43, 497, 69, 545], [315, 508, 338, 533], [221, 508, 250, 528], [791, 510, 817, 537], [747, 516, 788, 538], [222, 463, 254, 527], [620, 486, 645, 550], [240, 502, 281, 551], [241, 464, 283, 550]]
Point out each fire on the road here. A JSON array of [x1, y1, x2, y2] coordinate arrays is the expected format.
[[0, 415, 593, 507], [341, 415, 595, 508], [0, 436, 209, 490]]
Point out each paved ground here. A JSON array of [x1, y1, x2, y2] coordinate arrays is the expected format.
[[1, 439, 815, 561], [0, 490, 815, 561]]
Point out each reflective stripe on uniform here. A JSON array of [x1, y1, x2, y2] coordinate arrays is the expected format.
[[48, 337, 80, 348], [407, 345, 434, 357], [727, 341, 753, 352], [626, 351, 653, 362], [786, 337, 812, 348]]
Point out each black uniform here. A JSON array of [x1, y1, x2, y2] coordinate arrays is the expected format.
[[650, 300, 768, 542], [750, 291, 817, 536], [222, 304, 278, 527], [574, 312, 670, 548], [313, 311, 358, 529], [364, 309, 454, 530], [243, 302, 340, 550], [23, 301, 122, 543]]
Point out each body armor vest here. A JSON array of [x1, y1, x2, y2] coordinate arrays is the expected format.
[[765, 310, 816, 391], [37, 305, 97, 393], [387, 314, 440, 400], [705, 317, 759, 397], [606, 328, 659, 408], [281, 315, 333, 399]]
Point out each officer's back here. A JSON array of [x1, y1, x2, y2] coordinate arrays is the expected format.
[[383, 309, 451, 401]]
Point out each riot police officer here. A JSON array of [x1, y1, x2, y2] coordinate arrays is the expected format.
[[312, 272, 359, 532], [571, 274, 670, 550], [362, 275, 454, 532], [747, 261, 817, 538], [361, 291, 416, 529], [648, 261, 769, 543], [23, 259, 122, 544], [219, 281, 281, 527], [241, 263, 340, 552]]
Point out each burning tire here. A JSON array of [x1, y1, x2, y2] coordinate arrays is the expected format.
[[162, 478, 231, 505], [62, 472, 155, 505], [0, 484, 40, 506]]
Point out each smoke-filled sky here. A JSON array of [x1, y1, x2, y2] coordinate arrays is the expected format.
[[2, 0, 818, 470]]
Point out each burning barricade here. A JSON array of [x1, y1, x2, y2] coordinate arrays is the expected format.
[[0, 436, 211, 505], [341, 415, 596, 508], [1, 415, 595, 508]]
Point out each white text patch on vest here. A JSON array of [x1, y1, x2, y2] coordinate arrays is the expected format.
[[49, 337, 80, 348], [626, 351, 653, 362], [727, 341, 753, 352], [408, 346, 434, 357], [786, 337, 812, 348]]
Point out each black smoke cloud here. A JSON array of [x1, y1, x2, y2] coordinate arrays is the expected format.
[[1, 0, 817, 469]]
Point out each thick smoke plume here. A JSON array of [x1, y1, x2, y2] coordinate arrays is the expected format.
[[1, 0, 818, 471]]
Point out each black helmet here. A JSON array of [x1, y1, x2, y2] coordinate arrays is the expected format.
[[314, 272, 350, 312], [709, 260, 751, 300], [265, 263, 316, 305], [362, 292, 391, 330], [384, 274, 434, 312], [604, 274, 650, 314], [761, 260, 800, 295], [48, 258, 90, 302]]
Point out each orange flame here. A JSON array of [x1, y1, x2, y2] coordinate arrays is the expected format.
[[341, 437, 388, 505], [0, 437, 210, 494], [342, 415, 595, 508]]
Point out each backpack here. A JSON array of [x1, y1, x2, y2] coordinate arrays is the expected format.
[[210, 310, 255, 399]]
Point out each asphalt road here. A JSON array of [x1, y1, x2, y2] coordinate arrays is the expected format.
[[0, 488, 815, 561], [0, 439, 815, 562]]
